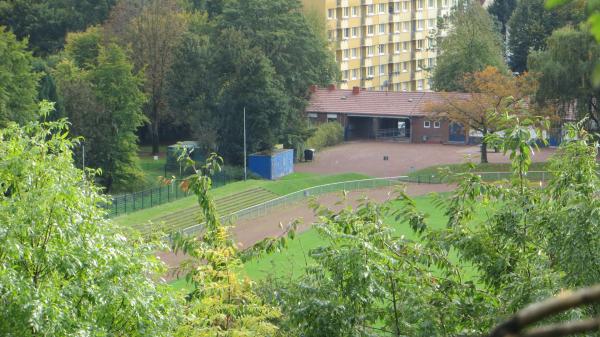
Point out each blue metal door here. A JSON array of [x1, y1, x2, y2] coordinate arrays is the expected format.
[[449, 122, 466, 143]]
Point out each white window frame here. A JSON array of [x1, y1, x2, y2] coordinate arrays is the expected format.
[[379, 64, 386, 75], [395, 42, 401, 54], [352, 27, 359, 38], [367, 25, 374, 36], [343, 28, 350, 39], [379, 24, 386, 34], [343, 49, 350, 60], [352, 6, 359, 16], [434, 121, 441, 128], [328, 8, 335, 19], [343, 7, 350, 18], [403, 1, 410, 11], [416, 20, 424, 31], [417, 0, 423, 10], [367, 46, 374, 57], [428, 0, 435, 8], [403, 41, 409, 52], [424, 120, 431, 128], [327, 113, 338, 121], [367, 66, 374, 78], [352, 69, 358, 80], [403, 22, 410, 32], [367, 4, 374, 15], [378, 44, 385, 55]]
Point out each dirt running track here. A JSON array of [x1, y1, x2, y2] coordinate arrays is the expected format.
[[157, 183, 455, 277], [295, 142, 555, 177]]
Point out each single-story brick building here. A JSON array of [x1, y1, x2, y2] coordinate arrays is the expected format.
[[306, 85, 472, 144]]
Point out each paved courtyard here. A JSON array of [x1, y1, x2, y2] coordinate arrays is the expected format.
[[296, 141, 555, 177]]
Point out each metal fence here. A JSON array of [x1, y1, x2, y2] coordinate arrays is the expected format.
[[105, 172, 239, 218], [179, 171, 553, 236]]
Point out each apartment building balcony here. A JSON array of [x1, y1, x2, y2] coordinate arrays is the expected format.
[[336, 39, 350, 50], [336, 0, 349, 7], [362, 57, 373, 67], [362, 16, 373, 26], [340, 61, 350, 71], [361, 36, 373, 46], [361, 0, 374, 5]]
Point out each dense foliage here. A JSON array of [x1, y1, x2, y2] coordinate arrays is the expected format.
[[507, 0, 584, 73], [0, 0, 116, 55], [54, 28, 147, 192], [0, 27, 39, 126], [433, 1, 507, 92], [305, 122, 345, 152], [0, 103, 180, 336]]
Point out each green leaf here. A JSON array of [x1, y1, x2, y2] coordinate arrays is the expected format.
[[589, 13, 600, 42], [545, 0, 570, 9]]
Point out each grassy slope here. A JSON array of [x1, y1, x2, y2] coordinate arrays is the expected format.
[[114, 172, 370, 227]]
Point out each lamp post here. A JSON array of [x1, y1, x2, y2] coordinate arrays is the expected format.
[[243, 107, 247, 181]]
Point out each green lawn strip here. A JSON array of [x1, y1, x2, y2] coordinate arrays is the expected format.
[[408, 162, 549, 180], [263, 172, 370, 195]]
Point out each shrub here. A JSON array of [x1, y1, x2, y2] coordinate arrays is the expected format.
[[305, 122, 344, 152]]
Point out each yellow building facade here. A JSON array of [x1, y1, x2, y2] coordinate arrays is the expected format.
[[302, 0, 454, 91]]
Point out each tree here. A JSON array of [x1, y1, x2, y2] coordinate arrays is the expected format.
[[0, 102, 180, 336], [0, 0, 116, 55], [167, 0, 337, 162], [426, 66, 539, 163], [55, 28, 147, 192], [507, 0, 584, 73], [171, 154, 282, 336], [0, 27, 39, 126], [488, 0, 517, 37], [108, 0, 187, 155], [432, 1, 507, 92], [529, 26, 600, 130]]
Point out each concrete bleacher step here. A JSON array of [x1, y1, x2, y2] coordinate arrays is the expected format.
[[131, 187, 278, 234]]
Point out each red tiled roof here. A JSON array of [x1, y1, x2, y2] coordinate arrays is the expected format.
[[306, 87, 463, 117]]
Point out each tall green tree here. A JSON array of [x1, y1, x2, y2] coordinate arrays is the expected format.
[[488, 0, 517, 36], [529, 26, 600, 130], [55, 28, 147, 192], [507, 0, 584, 73], [0, 27, 39, 126], [0, 102, 180, 336], [0, 0, 116, 55], [432, 1, 507, 92], [107, 0, 187, 155]]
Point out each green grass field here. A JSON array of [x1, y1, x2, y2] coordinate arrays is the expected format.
[[170, 193, 479, 291]]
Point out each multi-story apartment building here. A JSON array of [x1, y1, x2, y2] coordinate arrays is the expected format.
[[302, 0, 455, 91]]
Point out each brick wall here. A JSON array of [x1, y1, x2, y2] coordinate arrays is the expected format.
[[411, 117, 450, 144]]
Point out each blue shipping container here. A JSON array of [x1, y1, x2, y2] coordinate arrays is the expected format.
[[248, 149, 294, 180]]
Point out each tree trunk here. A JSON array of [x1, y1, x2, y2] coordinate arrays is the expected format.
[[481, 139, 488, 164]]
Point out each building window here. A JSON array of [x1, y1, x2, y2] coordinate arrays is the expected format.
[[343, 49, 350, 60], [402, 61, 408, 72], [343, 28, 350, 39], [394, 2, 401, 12], [403, 1, 410, 11], [403, 21, 410, 32], [367, 45, 374, 56], [367, 66, 374, 78], [428, 19, 436, 29], [416, 20, 424, 31], [417, 79, 424, 90], [343, 7, 350, 17], [403, 81, 409, 91], [395, 42, 401, 53], [403, 41, 409, 52], [434, 121, 441, 128], [379, 64, 386, 75], [378, 44, 386, 55], [394, 22, 401, 33], [428, 57, 435, 67], [327, 114, 338, 122], [416, 39, 424, 50], [428, 0, 435, 8], [424, 120, 431, 128], [367, 4, 374, 15], [352, 68, 358, 80], [343, 70, 349, 80], [417, 59, 424, 70], [328, 30, 335, 41], [308, 113, 318, 126], [352, 6, 360, 16], [352, 48, 358, 58], [352, 27, 359, 38], [417, 0, 424, 10], [367, 25, 374, 36], [379, 3, 387, 13], [443, 0, 448, 7], [379, 23, 386, 34], [328, 8, 335, 19]]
